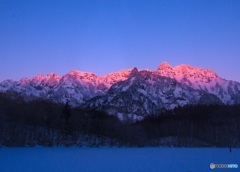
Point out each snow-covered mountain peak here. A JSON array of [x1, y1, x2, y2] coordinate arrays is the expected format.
[[154, 62, 236, 102], [105, 68, 132, 77], [63, 70, 98, 84], [1, 61, 240, 118], [46, 73, 61, 78], [157, 62, 220, 82], [157, 61, 173, 71], [34, 74, 45, 79], [129, 67, 139, 77], [99, 69, 132, 88], [30, 73, 61, 80], [0, 79, 16, 90], [67, 70, 96, 78], [173, 64, 220, 84], [174, 64, 218, 78], [19, 77, 30, 85]]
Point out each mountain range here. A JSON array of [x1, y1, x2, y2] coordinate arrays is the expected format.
[[1, 62, 240, 121]]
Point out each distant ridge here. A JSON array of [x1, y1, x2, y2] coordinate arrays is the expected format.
[[1, 62, 240, 120]]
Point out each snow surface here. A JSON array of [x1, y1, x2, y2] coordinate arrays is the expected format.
[[0, 148, 239, 172]]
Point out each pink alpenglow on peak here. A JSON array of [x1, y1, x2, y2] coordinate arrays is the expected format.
[[157, 61, 173, 71], [66, 70, 98, 83], [174, 64, 219, 78], [67, 70, 96, 77], [156, 62, 227, 95], [0, 61, 240, 109], [157, 62, 220, 83], [99, 68, 132, 87], [46, 73, 61, 78]]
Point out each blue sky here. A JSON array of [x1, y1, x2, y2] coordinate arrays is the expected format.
[[1, 0, 240, 82]]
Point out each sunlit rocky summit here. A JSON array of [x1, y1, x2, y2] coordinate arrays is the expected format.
[[1, 62, 240, 120]]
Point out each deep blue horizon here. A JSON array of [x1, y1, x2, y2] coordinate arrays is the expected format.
[[1, 0, 240, 82]]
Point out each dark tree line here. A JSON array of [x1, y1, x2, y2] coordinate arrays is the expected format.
[[137, 104, 240, 147], [0, 93, 239, 147]]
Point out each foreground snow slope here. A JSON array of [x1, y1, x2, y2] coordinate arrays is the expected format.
[[0, 148, 239, 172]]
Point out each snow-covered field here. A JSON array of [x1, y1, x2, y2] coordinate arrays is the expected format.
[[0, 147, 239, 172]]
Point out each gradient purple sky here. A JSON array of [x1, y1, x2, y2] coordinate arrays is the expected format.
[[1, 0, 240, 82]]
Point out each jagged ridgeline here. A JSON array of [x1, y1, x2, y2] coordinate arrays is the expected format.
[[1, 62, 240, 121], [0, 62, 240, 147], [0, 93, 239, 147]]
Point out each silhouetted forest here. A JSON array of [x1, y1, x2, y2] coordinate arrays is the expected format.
[[0, 93, 239, 147]]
